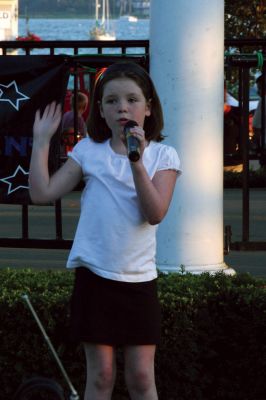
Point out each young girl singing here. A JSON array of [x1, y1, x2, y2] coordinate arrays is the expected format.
[[29, 61, 181, 400]]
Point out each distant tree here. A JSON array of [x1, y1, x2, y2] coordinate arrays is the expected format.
[[18, 0, 266, 39], [225, 0, 266, 38], [19, 0, 120, 17]]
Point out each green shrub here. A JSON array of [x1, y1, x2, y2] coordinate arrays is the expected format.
[[156, 272, 266, 400], [224, 169, 266, 188], [0, 268, 266, 400]]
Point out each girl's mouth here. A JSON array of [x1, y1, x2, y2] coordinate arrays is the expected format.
[[117, 118, 129, 126]]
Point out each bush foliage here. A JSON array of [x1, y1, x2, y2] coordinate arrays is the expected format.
[[224, 169, 266, 188], [0, 268, 266, 400]]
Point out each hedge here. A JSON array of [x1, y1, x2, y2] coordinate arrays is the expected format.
[[0, 268, 266, 400], [224, 169, 266, 188]]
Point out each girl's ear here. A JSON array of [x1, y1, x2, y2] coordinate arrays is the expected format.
[[145, 98, 152, 117], [98, 101, 105, 118]]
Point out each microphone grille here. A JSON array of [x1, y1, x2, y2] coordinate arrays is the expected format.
[[124, 120, 138, 129]]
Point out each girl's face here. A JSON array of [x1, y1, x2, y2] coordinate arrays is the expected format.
[[99, 77, 151, 136]]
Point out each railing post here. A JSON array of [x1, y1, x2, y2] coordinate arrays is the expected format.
[[55, 200, 63, 240], [22, 205, 29, 239], [240, 67, 250, 242]]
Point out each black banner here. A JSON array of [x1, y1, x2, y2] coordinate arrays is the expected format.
[[0, 56, 69, 204]]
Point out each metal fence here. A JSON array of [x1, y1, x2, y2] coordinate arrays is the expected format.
[[224, 39, 266, 250], [0, 38, 266, 252], [0, 39, 149, 250]]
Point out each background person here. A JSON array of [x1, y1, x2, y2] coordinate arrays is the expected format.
[[61, 91, 89, 154], [252, 74, 266, 167]]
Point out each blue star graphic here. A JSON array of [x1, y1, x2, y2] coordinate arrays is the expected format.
[[0, 80, 30, 111], [0, 165, 29, 194]]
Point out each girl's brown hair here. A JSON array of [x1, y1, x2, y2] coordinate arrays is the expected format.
[[87, 61, 164, 142]]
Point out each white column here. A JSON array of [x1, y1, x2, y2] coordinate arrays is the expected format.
[[0, 0, 18, 40], [150, 0, 235, 275], [0, 1, 18, 55]]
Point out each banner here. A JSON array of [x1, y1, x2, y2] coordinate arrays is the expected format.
[[0, 56, 69, 204]]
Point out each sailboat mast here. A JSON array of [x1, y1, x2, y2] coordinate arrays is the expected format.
[[106, 0, 109, 30], [102, 0, 106, 25], [95, 0, 99, 23]]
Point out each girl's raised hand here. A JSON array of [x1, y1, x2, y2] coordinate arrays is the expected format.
[[33, 101, 62, 142]]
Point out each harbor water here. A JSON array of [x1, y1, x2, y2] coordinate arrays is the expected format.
[[18, 17, 150, 41]]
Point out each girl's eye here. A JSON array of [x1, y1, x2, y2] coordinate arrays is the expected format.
[[106, 98, 116, 104], [128, 97, 138, 103]]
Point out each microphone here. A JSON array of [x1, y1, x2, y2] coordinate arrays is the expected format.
[[124, 120, 140, 162]]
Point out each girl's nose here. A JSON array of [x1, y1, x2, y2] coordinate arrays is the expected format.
[[118, 99, 128, 112]]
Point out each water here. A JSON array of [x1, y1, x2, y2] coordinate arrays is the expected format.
[[18, 17, 150, 41], [16, 18, 150, 93]]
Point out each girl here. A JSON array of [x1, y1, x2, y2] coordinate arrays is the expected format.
[[29, 61, 181, 400]]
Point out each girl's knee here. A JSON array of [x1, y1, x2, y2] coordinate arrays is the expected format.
[[125, 367, 155, 394], [92, 365, 115, 391], [124, 345, 157, 396], [84, 343, 116, 394]]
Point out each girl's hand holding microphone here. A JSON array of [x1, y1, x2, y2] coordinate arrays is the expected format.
[[123, 120, 146, 163]]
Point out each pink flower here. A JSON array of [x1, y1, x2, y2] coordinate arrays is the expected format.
[[16, 32, 41, 42]]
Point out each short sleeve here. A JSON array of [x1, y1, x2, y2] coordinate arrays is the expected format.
[[252, 100, 261, 129], [67, 139, 84, 167], [157, 145, 182, 174]]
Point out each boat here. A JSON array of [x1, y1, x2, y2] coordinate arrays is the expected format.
[[119, 15, 138, 22], [90, 0, 116, 41], [119, 1, 138, 23]]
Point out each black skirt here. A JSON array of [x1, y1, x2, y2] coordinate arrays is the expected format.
[[69, 267, 161, 345]]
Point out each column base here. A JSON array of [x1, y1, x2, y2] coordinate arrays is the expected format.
[[158, 262, 236, 275]]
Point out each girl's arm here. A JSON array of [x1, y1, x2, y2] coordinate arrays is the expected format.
[[29, 102, 82, 204], [131, 162, 177, 225], [126, 126, 178, 225]]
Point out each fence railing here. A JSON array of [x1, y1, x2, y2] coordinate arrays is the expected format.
[[0, 39, 149, 56], [0, 39, 266, 252], [224, 39, 266, 250], [0, 39, 149, 250]]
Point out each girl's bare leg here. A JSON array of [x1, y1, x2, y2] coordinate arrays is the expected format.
[[83, 343, 116, 400], [124, 345, 158, 400]]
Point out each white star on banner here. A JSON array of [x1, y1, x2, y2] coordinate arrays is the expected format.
[[0, 165, 29, 194], [0, 80, 30, 111]]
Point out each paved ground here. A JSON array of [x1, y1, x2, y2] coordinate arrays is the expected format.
[[0, 189, 265, 277], [224, 250, 266, 277], [224, 188, 266, 277]]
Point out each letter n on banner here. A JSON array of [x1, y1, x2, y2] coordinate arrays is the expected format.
[[0, 56, 70, 204]]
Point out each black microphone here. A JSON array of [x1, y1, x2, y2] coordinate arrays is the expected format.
[[124, 120, 140, 162]]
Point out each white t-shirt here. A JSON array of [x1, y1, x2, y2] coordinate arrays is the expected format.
[[252, 97, 266, 144], [67, 137, 181, 282]]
